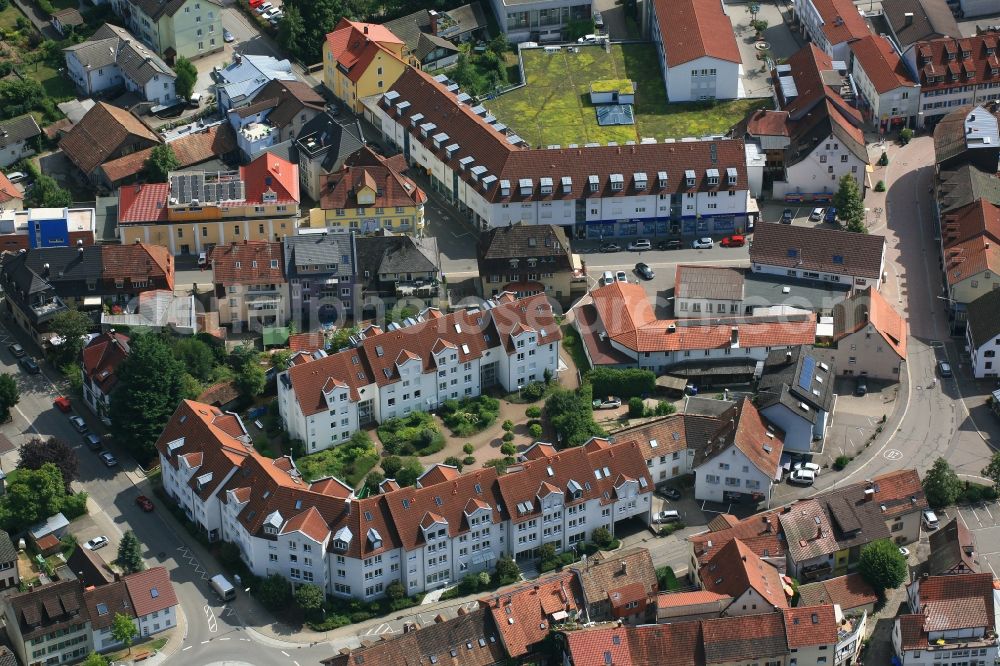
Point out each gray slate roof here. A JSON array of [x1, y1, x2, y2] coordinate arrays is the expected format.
[[675, 265, 745, 301], [128, 0, 220, 21], [883, 0, 961, 47], [216, 54, 294, 107], [0, 114, 41, 150], [0, 529, 16, 563], [939, 165, 1000, 213], [415, 32, 459, 60], [966, 287, 1000, 349], [355, 234, 439, 277], [64, 23, 175, 86], [295, 112, 366, 173], [757, 346, 836, 424], [283, 233, 355, 279]]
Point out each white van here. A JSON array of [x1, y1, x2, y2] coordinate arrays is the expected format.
[[210, 574, 236, 601]]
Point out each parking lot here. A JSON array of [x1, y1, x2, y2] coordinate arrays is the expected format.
[[944, 504, 1000, 578], [823, 377, 896, 462]]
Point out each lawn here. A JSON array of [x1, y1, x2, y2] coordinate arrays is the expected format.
[[29, 60, 77, 100], [0, 4, 21, 30], [294, 432, 380, 486], [489, 43, 769, 147]]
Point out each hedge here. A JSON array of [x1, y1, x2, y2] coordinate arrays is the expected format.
[[588, 367, 656, 398]]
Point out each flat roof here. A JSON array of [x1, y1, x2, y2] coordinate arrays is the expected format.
[[743, 273, 850, 314]]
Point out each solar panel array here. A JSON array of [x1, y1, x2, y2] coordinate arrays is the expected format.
[[798, 355, 816, 391]]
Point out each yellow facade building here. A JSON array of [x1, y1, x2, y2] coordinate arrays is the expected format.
[[323, 19, 410, 114]]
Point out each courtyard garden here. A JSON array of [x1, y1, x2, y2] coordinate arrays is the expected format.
[[488, 43, 769, 147], [377, 411, 446, 456]]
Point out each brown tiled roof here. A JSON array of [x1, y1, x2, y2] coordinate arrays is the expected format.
[[702, 612, 788, 663], [123, 567, 177, 618], [416, 463, 462, 487], [572, 547, 658, 608], [320, 146, 426, 210], [479, 222, 572, 261], [943, 232, 1000, 285], [701, 538, 788, 610], [563, 622, 705, 666], [884, 0, 960, 46], [832, 286, 907, 360], [850, 35, 917, 94], [59, 102, 160, 175], [288, 332, 325, 353], [250, 79, 324, 128], [689, 509, 786, 565], [915, 33, 1000, 92], [941, 198, 1000, 249], [782, 605, 838, 647], [696, 399, 784, 478], [83, 580, 133, 630], [101, 243, 174, 290], [809, 0, 871, 45], [913, 573, 996, 633], [100, 124, 237, 185], [897, 612, 928, 650], [284, 346, 375, 409], [8, 580, 86, 641], [797, 573, 879, 610], [657, 590, 732, 608], [210, 241, 285, 286], [480, 571, 582, 658], [928, 517, 979, 575], [859, 469, 927, 517], [675, 265, 745, 301], [612, 413, 689, 461], [745, 109, 791, 137], [751, 222, 885, 278], [81, 331, 130, 395], [196, 380, 240, 407], [650, 0, 740, 65], [487, 292, 562, 354], [0, 172, 21, 204], [66, 546, 112, 588]]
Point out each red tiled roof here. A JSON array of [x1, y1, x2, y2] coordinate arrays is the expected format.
[[123, 567, 178, 618], [100, 124, 237, 184], [59, 102, 160, 175], [101, 243, 174, 290], [285, 346, 375, 409], [698, 398, 784, 478], [288, 332, 325, 353], [325, 18, 405, 84], [810, 0, 871, 45], [563, 623, 704, 666], [702, 613, 788, 663], [480, 572, 582, 658], [833, 287, 907, 359], [81, 331, 130, 395], [242, 153, 299, 205], [210, 240, 285, 286], [117, 183, 170, 224], [797, 573, 879, 610], [689, 509, 786, 565], [656, 590, 732, 609], [850, 35, 917, 94], [916, 33, 1000, 92], [745, 109, 791, 137], [609, 581, 647, 610], [320, 147, 426, 210], [701, 538, 788, 610], [0, 172, 22, 204], [651, 0, 741, 65], [416, 463, 461, 487], [941, 198, 1000, 249], [280, 505, 329, 542], [782, 605, 838, 648], [943, 233, 1000, 285]]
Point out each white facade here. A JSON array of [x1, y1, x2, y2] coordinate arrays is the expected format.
[[751, 258, 884, 291], [488, 0, 591, 42], [759, 402, 824, 454], [662, 55, 742, 103], [159, 441, 235, 541], [794, 0, 865, 62], [967, 326, 1000, 378], [694, 444, 773, 503], [850, 55, 918, 128], [772, 139, 868, 199]]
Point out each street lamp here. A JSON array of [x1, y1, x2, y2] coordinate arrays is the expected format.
[[517, 384, 523, 399]]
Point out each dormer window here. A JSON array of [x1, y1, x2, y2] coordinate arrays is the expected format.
[[706, 168, 719, 185], [922, 55, 932, 65], [333, 526, 352, 550], [409, 112, 424, 128], [419, 122, 436, 138], [657, 171, 667, 188], [727, 167, 738, 185], [367, 527, 382, 550], [519, 178, 533, 196], [540, 177, 553, 194], [445, 143, 459, 159], [610, 173, 624, 191], [500, 179, 511, 196], [685, 170, 696, 187], [561, 176, 572, 193], [968, 70, 975, 79], [431, 132, 449, 149], [588, 175, 599, 192], [963, 50, 971, 58], [633, 172, 647, 190]]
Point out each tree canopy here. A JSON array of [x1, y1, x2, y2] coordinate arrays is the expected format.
[[173, 57, 198, 101], [923, 457, 961, 509], [117, 529, 144, 574], [0, 464, 73, 533], [111, 612, 138, 653], [833, 174, 866, 233], [25, 173, 72, 209], [858, 539, 907, 593], [544, 385, 604, 447], [144, 144, 180, 182], [984, 452, 1000, 491], [0, 374, 19, 423], [173, 337, 216, 382], [18, 437, 78, 492], [49, 308, 91, 366]]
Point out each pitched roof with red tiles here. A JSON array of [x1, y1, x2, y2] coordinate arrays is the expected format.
[[196, 380, 240, 407], [486, 292, 562, 354], [123, 567, 178, 618], [59, 102, 161, 175], [117, 183, 170, 224], [101, 243, 174, 289], [288, 332, 325, 353], [915, 33, 1000, 92], [850, 34, 917, 94], [100, 124, 237, 184], [610, 413, 688, 461], [480, 571, 582, 658], [782, 605, 838, 647], [809, 0, 871, 46], [416, 463, 462, 487], [279, 505, 330, 542], [563, 622, 705, 666], [209, 240, 285, 286], [689, 509, 786, 565], [656, 589, 733, 609], [241, 153, 300, 205], [797, 573, 879, 610], [0, 172, 22, 204], [702, 612, 788, 663], [943, 232, 1000, 285], [696, 399, 784, 478], [320, 148, 426, 210], [941, 198, 1000, 249], [745, 109, 792, 138], [284, 346, 375, 411], [651, 0, 741, 65], [900, 573, 997, 648], [701, 538, 788, 610], [832, 286, 907, 359], [325, 18, 405, 83], [83, 580, 133, 629], [81, 331, 130, 394], [572, 547, 658, 609]]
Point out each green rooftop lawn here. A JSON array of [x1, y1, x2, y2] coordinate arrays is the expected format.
[[490, 43, 769, 146]]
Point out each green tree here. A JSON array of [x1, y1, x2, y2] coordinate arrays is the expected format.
[[591, 526, 612, 548], [628, 396, 645, 418], [277, 4, 305, 55], [111, 612, 138, 653], [395, 457, 424, 487], [833, 174, 866, 233], [110, 334, 187, 464], [385, 580, 405, 601], [364, 470, 384, 490], [283, 0, 347, 62], [923, 457, 962, 508], [544, 386, 603, 447], [984, 452, 1000, 491], [235, 361, 266, 397], [117, 530, 144, 574], [18, 437, 77, 491], [49, 308, 92, 366], [858, 539, 907, 593], [563, 17, 594, 40], [294, 583, 325, 619], [443, 456, 463, 472], [0, 464, 68, 533], [173, 337, 216, 381], [173, 57, 198, 101], [144, 144, 180, 182], [257, 573, 292, 611], [0, 79, 45, 120], [495, 555, 519, 583], [0, 374, 19, 423], [25, 173, 72, 209], [81, 653, 109, 666], [328, 326, 358, 351]]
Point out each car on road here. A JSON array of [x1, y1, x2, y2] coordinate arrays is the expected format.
[[99, 451, 118, 467], [720, 235, 745, 248], [628, 239, 651, 251], [788, 469, 816, 486], [899, 546, 911, 557], [692, 237, 714, 249], [84, 433, 102, 451], [781, 208, 793, 224], [18, 356, 39, 374], [658, 487, 681, 501], [656, 240, 682, 250], [615, 270, 628, 283], [854, 375, 868, 396], [254, 1, 272, 13], [937, 360, 953, 377], [223, 28, 234, 42], [136, 495, 154, 512], [54, 396, 71, 413], [601, 270, 615, 286], [592, 396, 622, 410], [792, 462, 821, 476], [635, 262, 654, 280], [809, 207, 824, 221], [825, 207, 838, 223], [69, 415, 87, 433], [599, 242, 621, 253], [922, 510, 939, 530], [7, 343, 24, 357], [652, 510, 681, 524], [85, 536, 109, 550]]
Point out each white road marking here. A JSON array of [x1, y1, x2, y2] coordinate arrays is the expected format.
[[182, 646, 192, 651], [971, 507, 982, 527], [282, 651, 290, 657], [201, 640, 210, 644], [985, 504, 994, 521]]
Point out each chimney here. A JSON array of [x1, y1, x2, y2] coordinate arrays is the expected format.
[[429, 9, 439, 35], [363, 25, 368, 35], [620, 560, 627, 575], [730, 326, 739, 346], [785, 350, 793, 361], [904, 11, 914, 26], [114, 572, 121, 582]]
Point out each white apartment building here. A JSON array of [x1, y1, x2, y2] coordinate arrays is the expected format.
[[965, 288, 1000, 378], [278, 292, 562, 453], [850, 34, 920, 131], [794, 0, 871, 62], [156, 400, 652, 602], [488, 0, 591, 42], [362, 68, 753, 240], [63, 24, 178, 104]]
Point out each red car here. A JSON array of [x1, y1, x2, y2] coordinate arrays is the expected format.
[[54, 396, 71, 413], [720, 235, 746, 248], [135, 495, 154, 512]]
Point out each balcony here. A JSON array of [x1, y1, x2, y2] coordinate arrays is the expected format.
[[31, 295, 67, 321], [395, 279, 440, 298], [247, 298, 282, 313]]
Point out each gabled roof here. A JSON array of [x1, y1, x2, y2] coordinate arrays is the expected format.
[[611, 413, 691, 460], [325, 18, 405, 84], [939, 165, 1000, 214], [701, 538, 788, 610], [7, 580, 86, 641], [967, 287, 1000, 349], [210, 240, 285, 286], [940, 198, 1000, 250], [563, 622, 705, 666], [883, 0, 960, 46], [241, 152, 300, 205], [250, 78, 325, 128], [0, 172, 22, 205], [832, 286, 907, 358], [782, 605, 838, 648], [808, 0, 871, 46], [0, 114, 41, 151], [674, 265, 745, 301], [354, 233, 438, 277], [81, 331, 130, 395], [702, 612, 788, 663], [850, 34, 917, 94], [320, 147, 427, 210], [928, 517, 979, 575], [128, 0, 220, 22], [695, 399, 784, 479], [83, 580, 133, 630], [64, 23, 175, 87], [651, 0, 741, 65], [480, 571, 582, 658], [757, 345, 836, 421], [909, 573, 996, 637], [913, 33, 1000, 92], [571, 547, 658, 610], [750, 222, 886, 279], [59, 102, 160, 175], [689, 509, 786, 566], [123, 567, 178, 617], [797, 573, 879, 610], [101, 124, 237, 185]]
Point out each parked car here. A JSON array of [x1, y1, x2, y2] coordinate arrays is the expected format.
[[18, 356, 39, 374], [628, 239, 651, 251], [854, 376, 868, 396], [656, 240, 682, 250], [599, 242, 621, 253], [635, 262, 655, 280], [254, 1, 272, 13], [781, 208, 793, 224], [788, 469, 816, 486], [85, 536, 109, 550], [84, 433, 102, 451], [99, 451, 118, 467], [601, 270, 615, 286], [54, 396, 71, 413], [7, 343, 24, 357], [937, 360, 953, 377], [809, 207, 824, 221], [720, 235, 745, 247], [593, 11, 603, 28], [692, 237, 714, 249], [592, 396, 622, 409], [792, 462, 821, 476], [922, 510, 939, 530], [262, 7, 280, 18], [615, 270, 628, 283], [653, 510, 681, 524], [899, 546, 911, 557], [223, 28, 235, 42], [659, 487, 681, 501], [825, 207, 838, 223], [198, 251, 208, 268], [69, 415, 87, 433], [136, 495, 154, 512], [268, 13, 282, 25], [5, 172, 26, 184]]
